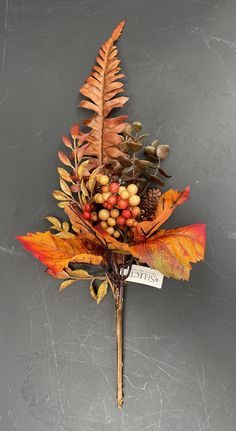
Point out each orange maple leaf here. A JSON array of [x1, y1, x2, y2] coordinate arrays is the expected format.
[[134, 186, 191, 241], [130, 224, 206, 281], [16, 231, 103, 276]]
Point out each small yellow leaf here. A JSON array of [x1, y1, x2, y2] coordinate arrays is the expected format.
[[53, 190, 70, 201], [62, 221, 70, 232], [80, 179, 89, 197], [87, 166, 103, 193], [58, 167, 73, 183], [60, 179, 72, 196], [77, 160, 89, 180], [57, 201, 69, 208], [89, 279, 108, 304], [59, 279, 76, 291], [97, 279, 108, 304], [70, 269, 91, 278], [89, 280, 97, 302], [46, 216, 61, 230], [55, 231, 75, 239]]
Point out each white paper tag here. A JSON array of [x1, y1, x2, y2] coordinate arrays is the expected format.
[[122, 264, 164, 289]]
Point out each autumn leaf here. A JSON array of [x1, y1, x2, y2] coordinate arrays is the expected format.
[[95, 224, 131, 254], [80, 21, 129, 165], [59, 279, 76, 291], [89, 278, 108, 304], [130, 224, 206, 281], [65, 205, 106, 245], [16, 231, 103, 275], [134, 186, 191, 241]]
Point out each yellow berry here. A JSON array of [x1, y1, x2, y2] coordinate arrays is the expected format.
[[127, 184, 138, 195], [129, 195, 141, 206], [120, 190, 130, 200], [118, 186, 126, 195], [102, 192, 112, 201], [98, 209, 110, 221], [113, 231, 120, 238], [107, 217, 116, 227], [107, 227, 115, 235], [110, 209, 119, 218], [101, 221, 108, 229], [94, 193, 104, 204], [131, 206, 141, 217], [99, 175, 109, 185]]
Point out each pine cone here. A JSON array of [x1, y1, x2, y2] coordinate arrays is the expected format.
[[140, 188, 161, 220]]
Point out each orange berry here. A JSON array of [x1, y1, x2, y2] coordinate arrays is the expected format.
[[110, 209, 119, 218], [131, 206, 141, 217], [91, 213, 98, 222], [113, 231, 121, 238], [102, 185, 109, 193], [126, 218, 135, 227], [101, 221, 108, 229]]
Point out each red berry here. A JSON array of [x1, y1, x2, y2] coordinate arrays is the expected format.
[[117, 216, 126, 226], [106, 203, 114, 210], [117, 197, 129, 209], [122, 209, 131, 219], [83, 211, 91, 220], [109, 182, 120, 194], [84, 203, 92, 212], [107, 195, 117, 206], [103, 202, 109, 208]]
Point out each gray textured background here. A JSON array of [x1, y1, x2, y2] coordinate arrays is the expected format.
[[0, 0, 236, 430]]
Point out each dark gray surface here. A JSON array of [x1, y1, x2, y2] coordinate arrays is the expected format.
[[0, 0, 236, 430]]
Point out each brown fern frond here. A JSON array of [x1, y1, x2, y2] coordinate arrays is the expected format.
[[80, 21, 129, 166]]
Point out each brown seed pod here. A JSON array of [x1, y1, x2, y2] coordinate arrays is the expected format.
[[156, 144, 169, 160], [134, 159, 152, 169], [144, 146, 157, 156], [132, 121, 142, 132], [126, 140, 143, 152]]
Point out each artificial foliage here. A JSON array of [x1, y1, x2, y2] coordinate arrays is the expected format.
[[17, 21, 206, 408]]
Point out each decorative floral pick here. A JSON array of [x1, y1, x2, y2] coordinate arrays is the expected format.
[[17, 21, 206, 408]]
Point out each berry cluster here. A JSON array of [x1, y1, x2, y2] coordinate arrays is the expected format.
[[82, 174, 142, 238]]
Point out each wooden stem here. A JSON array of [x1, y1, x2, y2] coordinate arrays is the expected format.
[[116, 300, 123, 408]]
